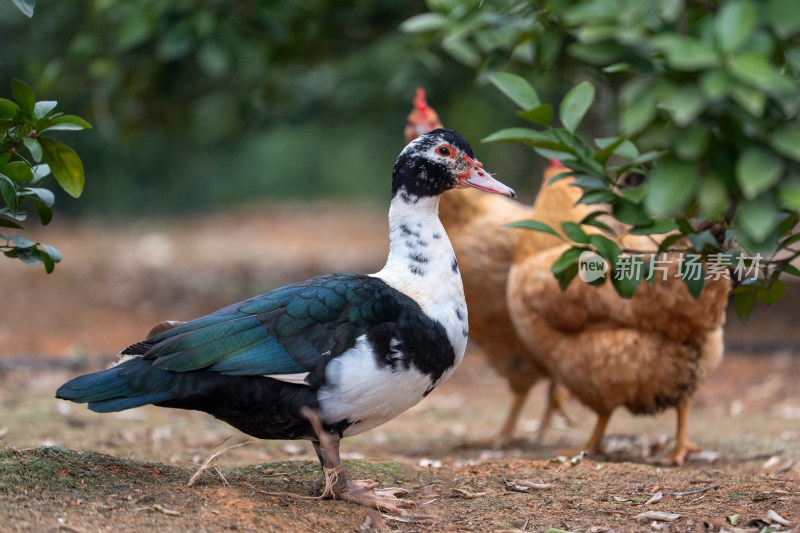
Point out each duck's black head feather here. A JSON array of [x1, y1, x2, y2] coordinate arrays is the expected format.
[[391, 129, 476, 199]]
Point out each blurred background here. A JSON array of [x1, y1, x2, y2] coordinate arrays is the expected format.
[[0, 0, 549, 218]]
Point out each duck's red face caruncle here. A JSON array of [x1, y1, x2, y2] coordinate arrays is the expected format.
[[432, 142, 516, 198]]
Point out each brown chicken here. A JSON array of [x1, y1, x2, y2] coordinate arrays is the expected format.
[[405, 89, 580, 446], [507, 226, 730, 464]]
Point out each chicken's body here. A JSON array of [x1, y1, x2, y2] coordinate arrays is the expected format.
[[507, 233, 730, 464], [406, 89, 582, 446]]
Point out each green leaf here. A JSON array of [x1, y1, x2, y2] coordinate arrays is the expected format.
[[699, 69, 731, 101], [505, 219, 563, 240], [698, 175, 730, 219], [562, 221, 589, 243], [766, 0, 800, 38], [0, 175, 17, 211], [580, 211, 613, 232], [593, 136, 628, 164], [714, 0, 758, 52], [33, 199, 52, 225], [572, 176, 607, 190], [769, 127, 800, 162], [730, 84, 765, 116], [620, 91, 657, 135], [0, 98, 19, 120], [737, 195, 781, 243], [611, 256, 645, 298], [733, 285, 757, 322], [483, 128, 569, 151], [727, 51, 782, 91], [673, 125, 710, 161], [41, 243, 62, 263], [628, 218, 679, 235], [650, 34, 719, 71], [41, 114, 93, 132], [551, 246, 584, 274], [559, 81, 595, 133], [613, 199, 651, 226], [12, 0, 34, 18], [736, 147, 784, 199], [547, 170, 576, 185], [517, 104, 553, 126], [11, 79, 36, 118], [31, 163, 51, 183], [1, 161, 34, 182], [658, 84, 706, 127], [644, 160, 698, 216], [0, 215, 23, 229], [658, 233, 685, 252], [779, 180, 800, 210], [38, 138, 85, 198], [596, 136, 638, 160], [589, 234, 621, 268], [620, 184, 647, 203], [783, 264, 800, 277], [22, 187, 55, 207], [682, 270, 706, 300], [33, 100, 58, 120], [15, 246, 43, 266], [12, 235, 36, 248], [399, 13, 449, 33], [489, 72, 541, 110], [688, 230, 721, 252], [757, 280, 786, 305], [578, 189, 617, 205], [22, 137, 42, 162]]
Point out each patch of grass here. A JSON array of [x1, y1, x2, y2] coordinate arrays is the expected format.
[[0, 446, 190, 497]]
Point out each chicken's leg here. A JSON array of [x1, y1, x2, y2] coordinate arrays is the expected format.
[[495, 388, 528, 448], [663, 398, 700, 465], [584, 412, 611, 456], [301, 407, 414, 513], [535, 381, 575, 443]]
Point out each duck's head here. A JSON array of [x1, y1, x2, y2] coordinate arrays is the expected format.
[[392, 128, 516, 201]]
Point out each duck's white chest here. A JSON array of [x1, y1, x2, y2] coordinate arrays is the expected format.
[[316, 196, 469, 437]]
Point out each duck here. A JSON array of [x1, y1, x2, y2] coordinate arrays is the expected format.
[[56, 128, 516, 512]]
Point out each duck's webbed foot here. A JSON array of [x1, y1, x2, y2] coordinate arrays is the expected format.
[[302, 407, 415, 513]]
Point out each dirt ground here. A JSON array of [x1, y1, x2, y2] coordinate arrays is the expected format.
[[0, 202, 798, 532]]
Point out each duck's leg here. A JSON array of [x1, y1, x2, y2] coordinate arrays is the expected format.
[[663, 398, 700, 466], [302, 407, 414, 513]]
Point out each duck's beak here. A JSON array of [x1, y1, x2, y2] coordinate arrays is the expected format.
[[457, 156, 516, 198]]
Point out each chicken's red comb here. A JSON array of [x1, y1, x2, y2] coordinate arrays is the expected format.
[[414, 87, 431, 112], [548, 158, 566, 169]]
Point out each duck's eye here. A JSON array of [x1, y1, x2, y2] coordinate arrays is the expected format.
[[437, 146, 451, 157]]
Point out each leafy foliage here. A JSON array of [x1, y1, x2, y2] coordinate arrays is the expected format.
[[0, 78, 91, 271], [407, 0, 800, 319]]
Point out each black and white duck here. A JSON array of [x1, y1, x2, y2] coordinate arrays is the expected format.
[[56, 128, 516, 512]]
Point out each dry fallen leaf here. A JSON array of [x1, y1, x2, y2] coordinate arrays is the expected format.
[[644, 491, 663, 505], [634, 511, 681, 522], [765, 509, 793, 527]]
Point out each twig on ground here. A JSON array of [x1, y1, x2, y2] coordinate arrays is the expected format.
[[186, 436, 259, 487], [664, 484, 720, 496], [453, 488, 486, 499], [57, 524, 87, 533], [135, 504, 180, 516]]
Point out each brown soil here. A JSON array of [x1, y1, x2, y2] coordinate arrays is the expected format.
[[0, 203, 798, 532]]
